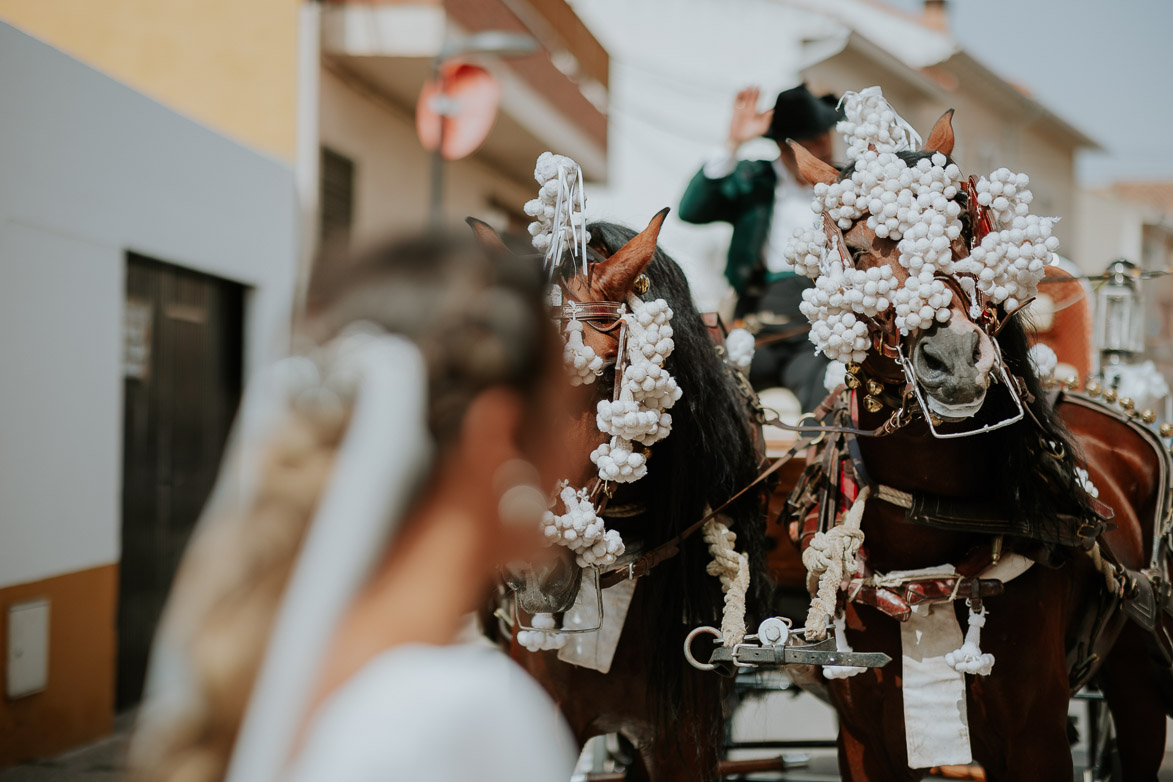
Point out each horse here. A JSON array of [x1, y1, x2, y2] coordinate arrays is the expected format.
[[469, 212, 772, 780], [780, 107, 1173, 781]]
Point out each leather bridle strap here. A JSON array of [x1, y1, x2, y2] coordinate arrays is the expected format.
[[598, 431, 822, 589]]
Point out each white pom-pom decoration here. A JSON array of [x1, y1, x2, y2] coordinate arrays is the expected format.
[[518, 612, 569, 652], [562, 319, 604, 386], [545, 295, 683, 568], [779, 86, 1060, 363], [529, 151, 590, 265], [726, 328, 755, 373], [1027, 343, 1058, 380], [824, 360, 848, 392], [542, 482, 625, 569]]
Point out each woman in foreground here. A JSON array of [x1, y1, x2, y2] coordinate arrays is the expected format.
[[128, 234, 576, 781]]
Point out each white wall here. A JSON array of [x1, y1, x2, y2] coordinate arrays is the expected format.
[[0, 23, 299, 588], [1075, 189, 1145, 275]]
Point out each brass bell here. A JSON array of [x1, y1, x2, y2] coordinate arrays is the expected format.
[[863, 395, 883, 413], [1121, 397, 1135, 411], [1142, 409, 1156, 424], [1104, 388, 1118, 403], [633, 274, 651, 295], [845, 373, 862, 389], [1086, 380, 1102, 397], [1065, 376, 1079, 390], [866, 379, 884, 396], [1160, 422, 1173, 438], [846, 362, 862, 376]]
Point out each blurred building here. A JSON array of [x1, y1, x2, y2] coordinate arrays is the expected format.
[[1077, 182, 1173, 380], [0, 0, 607, 767], [569, 0, 1097, 312]]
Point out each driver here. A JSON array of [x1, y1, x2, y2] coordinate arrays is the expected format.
[[679, 84, 841, 410]]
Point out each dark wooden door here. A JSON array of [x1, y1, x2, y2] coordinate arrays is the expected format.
[[118, 254, 244, 709]]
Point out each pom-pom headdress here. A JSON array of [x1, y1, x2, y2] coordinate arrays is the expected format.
[[526, 152, 590, 275], [783, 87, 1058, 365]]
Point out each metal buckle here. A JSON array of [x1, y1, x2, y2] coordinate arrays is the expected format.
[[896, 340, 1024, 439]]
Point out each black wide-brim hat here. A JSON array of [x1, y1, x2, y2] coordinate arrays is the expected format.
[[764, 85, 843, 141]]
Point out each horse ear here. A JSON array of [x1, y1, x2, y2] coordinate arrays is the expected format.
[[922, 109, 956, 156], [465, 216, 510, 254], [594, 208, 670, 301], [787, 140, 838, 186]]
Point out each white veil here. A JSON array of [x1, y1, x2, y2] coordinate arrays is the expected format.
[[135, 329, 433, 782]]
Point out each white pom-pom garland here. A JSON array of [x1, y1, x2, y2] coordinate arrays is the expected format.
[[546, 296, 682, 569], [837, 87, 923, 163], [781, 86, 1059, 362], [541, 482, 626, 568], [725, 328, 755, 372], [562, 319, 604, 386], [528, 151, 589, 264]]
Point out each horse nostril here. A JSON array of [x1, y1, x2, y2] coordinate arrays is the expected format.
[[921, 346, 948, 374], [546, 554, 573, 589]]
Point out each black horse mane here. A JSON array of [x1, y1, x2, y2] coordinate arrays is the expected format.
[[973, 315, 1096, 542], [585, 221, 769, 766], [842, 150, 1096, 541]]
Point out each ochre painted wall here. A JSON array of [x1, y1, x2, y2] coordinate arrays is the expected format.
[[0, 565, 117, 767], [0, 0, 300, 161]]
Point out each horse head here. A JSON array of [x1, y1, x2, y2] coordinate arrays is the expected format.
[[470, 209, 670, 616], [787, 95, 1055, 430]]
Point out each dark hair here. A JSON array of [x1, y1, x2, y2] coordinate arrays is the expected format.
[[587, 222, 770, 768]]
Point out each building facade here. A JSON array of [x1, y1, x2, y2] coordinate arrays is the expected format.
[[0, 0, 608, 766]]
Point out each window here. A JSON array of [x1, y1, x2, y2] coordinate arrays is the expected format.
[[320, 146, 355, 262]]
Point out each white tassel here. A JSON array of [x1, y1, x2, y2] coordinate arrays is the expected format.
[[822, 612, 866, 679], [945, 604, 995, 676]]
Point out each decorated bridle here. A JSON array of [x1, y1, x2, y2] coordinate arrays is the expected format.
[[807, 171, 1031, 440], [504, 155, 686, 647]]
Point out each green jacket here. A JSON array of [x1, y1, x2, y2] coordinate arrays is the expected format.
[[678, 159, 796, 296]]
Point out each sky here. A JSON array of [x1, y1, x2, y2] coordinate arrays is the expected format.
[[882, 0, 1173, 185]]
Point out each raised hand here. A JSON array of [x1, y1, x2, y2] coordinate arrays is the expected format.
[[727, 87, 774, 150]]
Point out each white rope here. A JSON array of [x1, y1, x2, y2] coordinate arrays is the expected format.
[[1087, 542, 1119, 594], [875, 483, 913, 509], [703, 518, 750, 647], [803, 486, 870, 641]]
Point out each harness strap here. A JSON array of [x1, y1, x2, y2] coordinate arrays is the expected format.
[[598, 431, 821, 589]]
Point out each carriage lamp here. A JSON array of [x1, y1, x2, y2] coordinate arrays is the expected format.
[[1093, 259, 1145, 359]]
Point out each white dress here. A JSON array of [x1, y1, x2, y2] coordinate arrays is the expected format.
[[287, 643, 577, 781]]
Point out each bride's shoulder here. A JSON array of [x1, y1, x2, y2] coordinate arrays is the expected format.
[[289, 643, 575, 781]]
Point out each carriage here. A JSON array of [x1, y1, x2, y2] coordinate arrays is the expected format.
[[473, 88, 1173, 782]]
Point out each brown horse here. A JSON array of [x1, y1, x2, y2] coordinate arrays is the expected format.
[[782, 112, 1173, 781], [471, 213, 772, 780]]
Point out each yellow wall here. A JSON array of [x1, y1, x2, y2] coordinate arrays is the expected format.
[[0, 0, 300, 161]]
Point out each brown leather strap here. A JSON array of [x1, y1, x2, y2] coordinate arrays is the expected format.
[[598, 432, 821, 589]]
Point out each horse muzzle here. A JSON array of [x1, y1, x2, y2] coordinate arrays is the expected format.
[[503, 551, 583, 615]]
